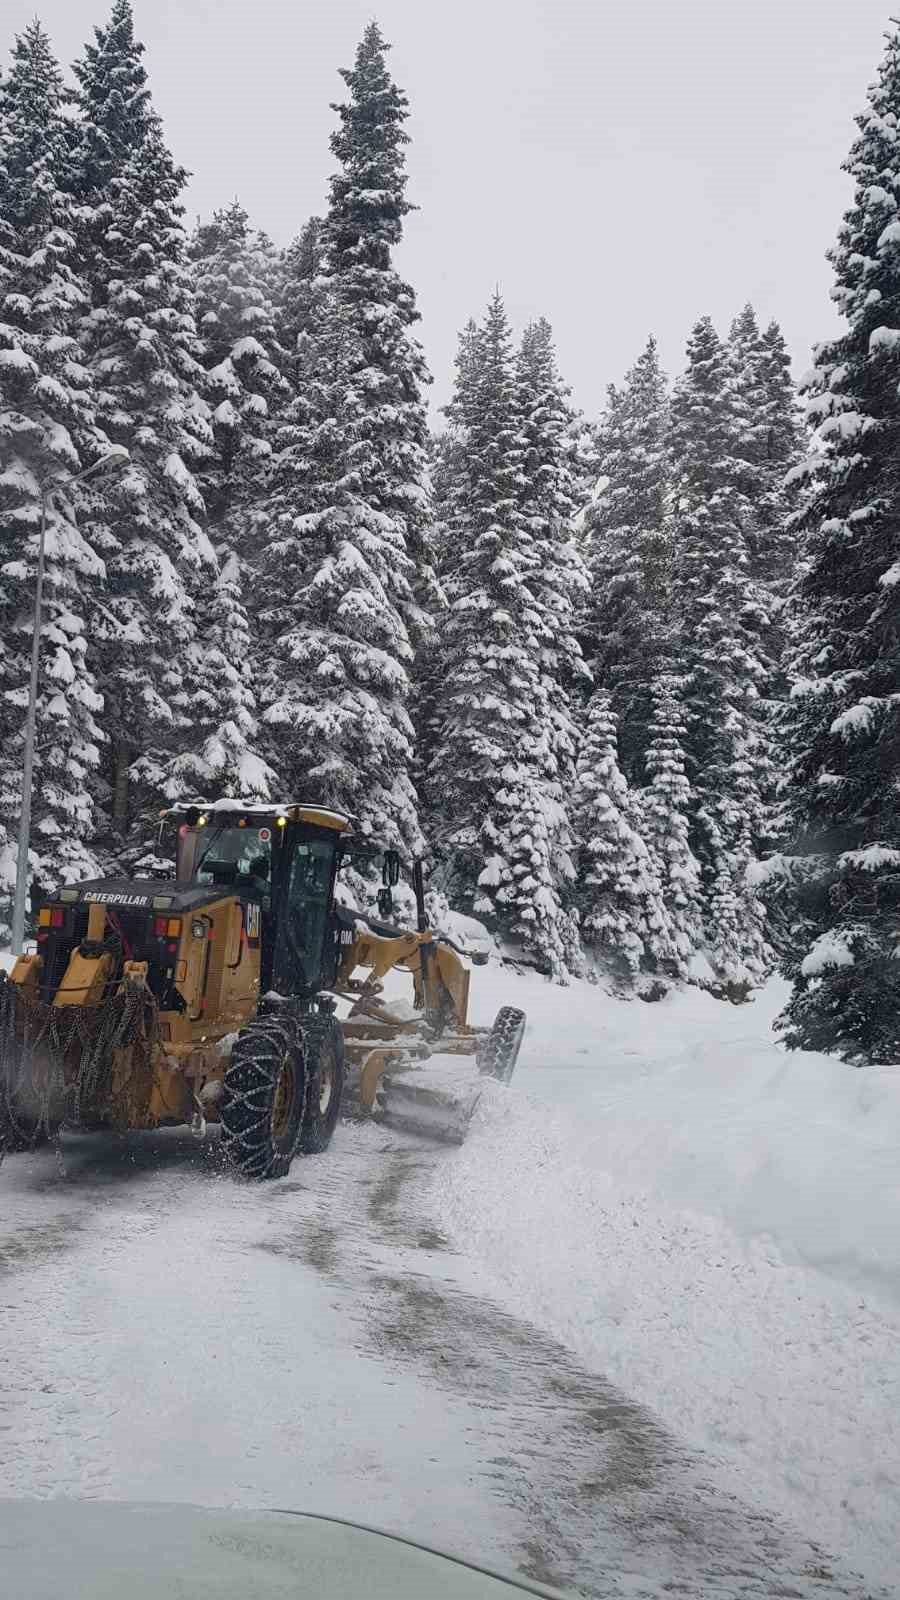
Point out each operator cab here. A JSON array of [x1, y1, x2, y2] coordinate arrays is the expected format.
[[165, 802, 355, 996]]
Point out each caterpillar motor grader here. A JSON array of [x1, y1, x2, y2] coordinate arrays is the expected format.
[[0, 801, 525, 1176]]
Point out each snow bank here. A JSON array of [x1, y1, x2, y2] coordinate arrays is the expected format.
[[430, 966, 900, 1583]]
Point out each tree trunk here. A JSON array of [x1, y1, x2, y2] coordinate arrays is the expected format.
[[112, 740, 130, 834]]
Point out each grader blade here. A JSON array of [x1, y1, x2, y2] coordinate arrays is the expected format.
[[377, 1057, 485, 1144]]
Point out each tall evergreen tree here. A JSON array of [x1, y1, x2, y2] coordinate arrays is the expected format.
[[71, 3, 215, 836], [572, 690, 672, 980], [727, 305, 802, 657], [276, 215, 325, 384], [179, 201, 286, 803], [190, 200, 286, 534], [779, 23, 900, 1060], [668, 316, 772, 982], [642, 675, 704, 977], [516, 317, 589, 797], [583, 336, 671, 781], [0, 22, 107, 919], [256, 23, 431, 850], [428, 295, 575, 975]]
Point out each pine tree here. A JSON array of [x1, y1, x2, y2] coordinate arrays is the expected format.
[[150, 551, 276, 802], [72, 0, 152, 204], [256, 23, 430, 851], [516, 317, 589, 794], [727, 305, 802, 664], [326, 20, 436, 638], [779, 23, 900, 1061], [0, 22, 107, 920], [180, 201, 286, 804], [190, 200, 286, 533], [668, 316, 772, 983], [276, 215, 324, 384], [572, 690, 672, 980], [428, 295, 574, 975], [71, 3, 215, 837], [583, 336, 671, 782], [642, 676, 704, 977]]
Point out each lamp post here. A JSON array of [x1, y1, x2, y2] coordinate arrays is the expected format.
[[10, 445, 131, 955]]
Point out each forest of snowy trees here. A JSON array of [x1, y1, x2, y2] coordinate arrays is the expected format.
[[3, 2, 900, 1062]]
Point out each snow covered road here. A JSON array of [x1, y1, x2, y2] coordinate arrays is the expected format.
[[0, 1117, 890, 1598]]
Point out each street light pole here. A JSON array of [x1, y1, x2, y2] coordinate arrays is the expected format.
[[10, 446, 131, 955]]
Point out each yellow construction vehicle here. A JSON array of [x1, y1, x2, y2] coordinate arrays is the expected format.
[[0, 801, 525, 1176]]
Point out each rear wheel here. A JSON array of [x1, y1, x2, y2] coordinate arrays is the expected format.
[[478, 1006, 526, 1085], [0, 1108, 52, 1155], [299, 1013, 344, 1154], [220, 1016, 307, 1179]]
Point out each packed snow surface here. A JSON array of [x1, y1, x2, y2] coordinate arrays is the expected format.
[[430, 966, 900, 1587]]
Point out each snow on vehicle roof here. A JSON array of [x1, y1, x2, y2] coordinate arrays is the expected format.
[[163, 799, 356, 829]]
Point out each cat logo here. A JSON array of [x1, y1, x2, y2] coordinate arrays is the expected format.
[[246, 904, 261, 940]]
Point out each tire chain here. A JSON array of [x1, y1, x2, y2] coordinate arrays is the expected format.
[[0, 970, 158, 1166], [219, 1013, 309, 1180]]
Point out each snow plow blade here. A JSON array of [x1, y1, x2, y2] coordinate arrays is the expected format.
[[344, 1005, 527, 1144], [377, 1060, 485, 1144]]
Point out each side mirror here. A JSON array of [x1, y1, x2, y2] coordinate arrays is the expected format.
[[377, 888, 394, 920], [382, 850, 401, 887]]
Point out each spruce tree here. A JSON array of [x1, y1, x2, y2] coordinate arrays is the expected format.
[[190, 200, 286, 534], [583, 337, 671, 782], [428, 295, 574, 975], [572, 690, 672, 980], [182, 201, 285, 803], [642, 676, 704, 977], [668, 316, 772, 983], [516, 317, 589, 799], [727, 305, 802, 663], [779, 23, 900, 1060], [256, 23, 430, 850], [0, 22, 107, 919], [71, 3, 215, 836], [276, 215, 324, 384]]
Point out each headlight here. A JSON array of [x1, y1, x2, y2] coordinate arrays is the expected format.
[[192, 920, 206, 939]]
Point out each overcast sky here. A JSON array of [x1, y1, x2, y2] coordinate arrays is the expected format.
[[5, 0, 896, 415]]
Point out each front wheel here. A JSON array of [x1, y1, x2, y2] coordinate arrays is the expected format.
[[478, 1006, 526, 1085], [220, 1016, 307, 1179], [299, 1013, 344, 1154]]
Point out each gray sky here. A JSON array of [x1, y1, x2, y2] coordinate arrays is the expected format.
[[6, 0, 896, 414]]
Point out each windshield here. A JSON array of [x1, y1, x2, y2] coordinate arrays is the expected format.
[[185, 822, 274, 900]]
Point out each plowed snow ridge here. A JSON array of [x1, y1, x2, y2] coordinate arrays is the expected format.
[[428, 965, 900, 1586]]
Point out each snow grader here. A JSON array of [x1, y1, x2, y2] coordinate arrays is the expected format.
[[0, 801, 525, 1175]]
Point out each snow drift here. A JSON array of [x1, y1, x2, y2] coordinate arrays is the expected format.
[[430, 965, 900, 1586]]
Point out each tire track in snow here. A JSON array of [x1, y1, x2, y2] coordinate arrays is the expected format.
[[0, 1125, 891, 1599]]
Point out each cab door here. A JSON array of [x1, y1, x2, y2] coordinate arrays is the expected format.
[[272, 826, 340, 996]]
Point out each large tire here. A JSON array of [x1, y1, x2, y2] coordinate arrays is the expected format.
[[478, 1006, 526, 1085], [220, 1015, 307, 1180], [0, 1110, 51, 1155], [299, 1012, 345, 1155]]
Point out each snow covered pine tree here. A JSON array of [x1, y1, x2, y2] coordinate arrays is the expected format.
[[181, 202, 286, 800], [572, 689, 672, 984], [429, 295, 576, 977], [583, 336, 672, 783], [256, 22, 431, 854], [0, 22, 107, 925], [667, 316, 772, 987], [71, 0, 215, 839], [780, 22, 900, 1061]]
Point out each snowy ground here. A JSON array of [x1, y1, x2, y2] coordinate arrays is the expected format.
[[430, 966, 900, 1591], [1, 961, 897, 1597]]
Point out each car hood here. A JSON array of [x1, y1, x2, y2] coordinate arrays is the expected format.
[[0, 1500, 570, 1599]]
